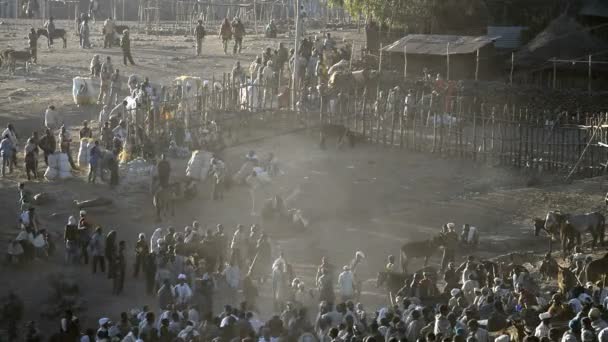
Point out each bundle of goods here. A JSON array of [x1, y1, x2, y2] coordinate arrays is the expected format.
[[44, 153, 72, 180], [72, 77, 99, 106], [185, 150, 213, 181], [120, 157, 154, 185], [77, 138, 94, 168]]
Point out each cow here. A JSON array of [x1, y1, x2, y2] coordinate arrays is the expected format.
[[319, 123, 357, 150], [584, 253, 608, 284], [400, 234, 446, 273]]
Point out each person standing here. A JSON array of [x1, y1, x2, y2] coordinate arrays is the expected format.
[[79, 18, 90, 48], [28, 28, 38, 64], [441, 223, 459, 272], [89, 226, 105, 273], [109, 69, 121, 106], [101, 121, 113, 150], [103, 17, 114, 48], [113, 240, 126, 295], [38, 129, 56, 166], [231, 17, 244, 55], [44, 105, 60, 132], [88, 140, 100, 183], [0, 134, 14, 176], [90, 55, 101, 76], [120, 30, 135, 66], [219, 18, 232, 55], [337, 265, 355, 302], [195, 20, 206, 56], [133, 233, 148, 278], [79, 120, 92, 139], [43, 16, 55, 47], [98, 56, 113, 105], [3, 123, 18, 168], [59, 125, 77, 169], [64, 216, 80, 263], [156, 154, 171, 188], [24, 138, 38, 180], [105, 230, 117, 279]]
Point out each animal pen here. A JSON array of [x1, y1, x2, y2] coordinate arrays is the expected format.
[[150, 74, 608, 182]]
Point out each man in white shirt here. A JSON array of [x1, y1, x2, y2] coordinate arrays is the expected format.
[[44, 106, 61, 132], [173, 274, 192, 306], [98, 105, 110, 125], [534, 312, 551, 339], [337, 265, 354, 302]]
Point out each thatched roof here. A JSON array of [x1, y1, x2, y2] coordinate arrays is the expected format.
[[381, 34, 496, 55], [514, 15, 608, 67]]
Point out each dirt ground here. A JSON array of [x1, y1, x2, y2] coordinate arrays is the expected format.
[[0, 20, 606, 335]]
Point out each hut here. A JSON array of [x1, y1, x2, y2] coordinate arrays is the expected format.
[[513, 15, 608, 90], [381, 34, 498, 80]]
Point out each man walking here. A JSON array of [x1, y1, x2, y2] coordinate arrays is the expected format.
[[98, 56, 112, 105], [0, 134, 14, 176], [219, 18, 232, 55], [156, 154, 171, 188], [89, 226, 105, 273], [109, 69, 121, 106], [195, 20, 206, 56], [113, 240, 126, 295], [231, 17, 244, 55], [28, 28, 38, 64], [88, 141, 100, 183], [120, 30, 135, 66]]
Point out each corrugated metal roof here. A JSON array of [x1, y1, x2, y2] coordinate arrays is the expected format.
[[487, 26, 526, 49], [381, 34, 497, 55]]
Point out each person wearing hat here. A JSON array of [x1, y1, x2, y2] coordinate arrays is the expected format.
[[173, 273, 193, 306], [535, 312, 552, 338], [97, 318, 111, 340], [89, 226, 105, 274], [589, 307, 608, 333], [64, 215, 80, 264], [195, 20, 206, 56], [338, 265, 355, 302], [77, 210, 92, 264], [120, 29, 135, 66]]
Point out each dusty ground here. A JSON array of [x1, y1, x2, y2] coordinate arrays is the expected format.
[[0, 20, 606, 336]]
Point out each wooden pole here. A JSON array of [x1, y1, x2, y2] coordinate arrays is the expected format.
[[552, 58, 557, 89], [510, 52, 514, 85], [475, 49, 479, 81], [446, 42, 450, 81], [253, 0, 258, 35], [588, 54, 592, 94], [403, 44, 407, 80]]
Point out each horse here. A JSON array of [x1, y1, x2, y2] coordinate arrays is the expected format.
[[37, 28, 67, 48], [565, 212, 605, 249], [5, 50, 32, 74], [542, 211, 578, 254], [153, 185, 176, 222], [400, 234, 445, 273], [584, 253, 608, 284], [558, 266, 579, 296]]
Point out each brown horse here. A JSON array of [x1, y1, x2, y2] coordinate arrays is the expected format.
[[558, 266, 579, 295], [538, 211, 579, 255], [37, 28, 67, 48], [400, 234, 445, 273]]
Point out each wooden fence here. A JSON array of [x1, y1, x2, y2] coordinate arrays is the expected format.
[[163, 74, 608, 181]]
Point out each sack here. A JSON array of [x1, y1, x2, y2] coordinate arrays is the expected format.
[[59, 170, 72, 179], [7, 242, 24, 256], [58, 153, 71, 173], [47, 153, 59, 169], [185, 150, 212, 180]]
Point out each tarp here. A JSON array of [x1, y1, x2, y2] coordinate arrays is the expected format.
[[382, 34, 497, 55]]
